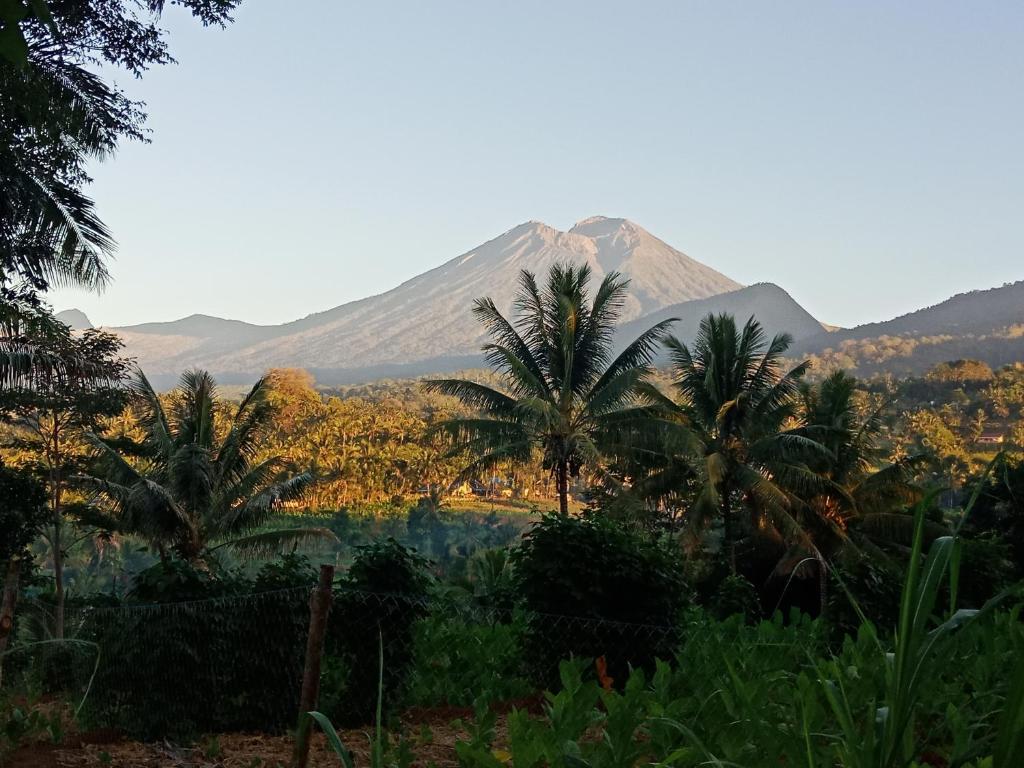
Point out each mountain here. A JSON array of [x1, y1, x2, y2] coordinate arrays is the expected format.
[[791, 281, 1024, 376], [94, 217, 755, 384], [616, 283, 824, 358], [55, 308, 93, 330]]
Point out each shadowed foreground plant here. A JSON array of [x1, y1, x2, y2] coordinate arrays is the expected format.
[[818, 456, 1021, 768], [309, 633, 410, 768]]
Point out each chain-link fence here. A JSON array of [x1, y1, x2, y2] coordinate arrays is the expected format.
[[1, 583, 687, 741]]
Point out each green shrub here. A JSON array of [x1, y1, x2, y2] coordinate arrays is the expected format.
[[510, 513, 688, 686], [406, 610, 531, 707], [953, 535, 1017, 608], [709, 573, 762, 621], [325, 539, 430, 725], [827, 556, 903, 639], [79, 557, 311, 740]]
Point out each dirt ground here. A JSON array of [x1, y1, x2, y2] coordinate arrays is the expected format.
[[3, 699, 542, 768]]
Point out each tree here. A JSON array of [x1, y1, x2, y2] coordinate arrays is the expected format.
[[83, 369, 335, 564], [426, 263, 676, 515], [0, 461, 46, 683], [1, 0, 238, 302], [656, 313, 824, 572], [2, 1, 237, 391], [966, 457, 1024, 578], [0, 326, 129, 637], [926, 359, 994, 384], [793, 370, 925, 557], [0, 297, 94, 391]]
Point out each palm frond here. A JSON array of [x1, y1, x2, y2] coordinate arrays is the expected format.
[[422, 379, 518, 414], [216, 527, 339, 559]]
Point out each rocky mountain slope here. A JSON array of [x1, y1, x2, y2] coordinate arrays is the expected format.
[[93, 217, 754, 382]]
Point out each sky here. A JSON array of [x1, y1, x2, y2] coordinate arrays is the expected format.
[[50, 1, 1024, 329]]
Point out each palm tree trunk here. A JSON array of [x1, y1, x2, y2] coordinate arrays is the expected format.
[[556, 460, 569, 515], [50, 417, 65, 640], [53, 522, 65, 639]]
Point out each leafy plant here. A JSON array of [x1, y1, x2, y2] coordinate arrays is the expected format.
[[511, 512, 687, 686], [407, 611, 531, 707], [817, 465, 1018, 768], [326, 539, 430, 725]]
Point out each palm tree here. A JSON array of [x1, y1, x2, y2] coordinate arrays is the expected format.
[[426, 263, 676, 515], [2, 46, 119, 298], [82, 369, 335, 564], [795, 370, 925, 556], [654, 313, 826, 572]]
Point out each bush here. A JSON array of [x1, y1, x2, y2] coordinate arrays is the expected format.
[[0, 463, 46, 563], [949, 535, 1017, 609], [325, 539, 430, 725], [80, 557, 313, 740], [826, 556, 903, 639], [510, 513, 688, 686], [709, 573, 762, 621], [406, 610, 531, 707]]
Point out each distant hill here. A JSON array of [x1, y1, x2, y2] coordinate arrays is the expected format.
[[791, 281, 1024, 377], [55, 308, 93, 330], [85, 216, 749, 385], [616, 282, 824, 359]]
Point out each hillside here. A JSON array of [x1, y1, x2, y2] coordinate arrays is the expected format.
[[615, 282, 824, 359], [90, 217, 747, 383], [792, 281, 1024, 376], [55, 308, 93, 330]]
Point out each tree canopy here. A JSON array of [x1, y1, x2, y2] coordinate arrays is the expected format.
[[82, 369, 334, 564], [426, 263, 676, 514]]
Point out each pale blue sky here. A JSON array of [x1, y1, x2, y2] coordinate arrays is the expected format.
[[51, 1, 1024, 329]]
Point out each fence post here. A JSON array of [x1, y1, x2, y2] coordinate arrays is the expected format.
[[0, 557, 22, 688], [292, 564, 335, 768]]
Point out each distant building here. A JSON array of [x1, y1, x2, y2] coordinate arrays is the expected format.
[[976, 431, 1005, 445]]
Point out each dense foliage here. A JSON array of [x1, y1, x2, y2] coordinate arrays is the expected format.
[[511, 511, 687, 685], [82, 369, 333, 563], [326, 539, 431, 726], [0, 261, 1022, 763]]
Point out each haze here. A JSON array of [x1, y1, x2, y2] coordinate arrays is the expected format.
[[50, 1, 1024, 329]]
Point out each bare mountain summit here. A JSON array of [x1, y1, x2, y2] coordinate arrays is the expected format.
[[100, 217, 746, 383], [55, 308, 93, 330]]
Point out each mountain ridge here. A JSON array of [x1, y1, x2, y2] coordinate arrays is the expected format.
[[60, 222, 1023, 384], [88, 216, 749, 381]]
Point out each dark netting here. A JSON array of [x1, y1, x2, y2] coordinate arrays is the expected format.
[[11, 586, 315, 740], [4, 585, 686, 741]]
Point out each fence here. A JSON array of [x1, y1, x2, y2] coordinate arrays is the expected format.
[[0, 583, 686, 741]]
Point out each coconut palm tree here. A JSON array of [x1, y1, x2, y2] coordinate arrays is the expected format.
[[425, 263, 676, 515], [652, 313, 827, 572], [795, 370, 926, 555], [82, 369, 334, 563]]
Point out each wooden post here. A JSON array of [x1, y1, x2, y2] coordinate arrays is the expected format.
[[292, 564, 335, 768], [0, 557, 22, 688]]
